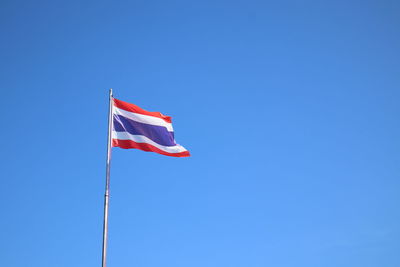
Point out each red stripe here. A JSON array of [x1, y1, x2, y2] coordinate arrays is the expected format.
[[113, 98, 172, 123], [112, 139, 190, 157]]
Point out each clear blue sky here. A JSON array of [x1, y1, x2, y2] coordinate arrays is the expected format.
[[1, 1, 399, 266]]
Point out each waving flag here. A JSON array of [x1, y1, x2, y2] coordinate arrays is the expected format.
[[111, 98, 190, 157]]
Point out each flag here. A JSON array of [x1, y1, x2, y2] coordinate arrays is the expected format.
[[112, 98, 190, 157]]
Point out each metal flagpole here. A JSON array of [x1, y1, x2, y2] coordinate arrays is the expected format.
[[102, 88, 113, 267]]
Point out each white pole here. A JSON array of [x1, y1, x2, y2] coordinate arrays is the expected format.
[[102, 88, 113, 267]]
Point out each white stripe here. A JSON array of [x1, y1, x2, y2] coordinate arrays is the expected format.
[[113, 106, 174, 132], [112, 131, 188, 153]]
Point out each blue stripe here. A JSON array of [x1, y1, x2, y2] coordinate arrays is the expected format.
[[113, 115, 176, 146]]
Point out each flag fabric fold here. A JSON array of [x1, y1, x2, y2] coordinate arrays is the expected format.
[[112, 98, 190, 157]]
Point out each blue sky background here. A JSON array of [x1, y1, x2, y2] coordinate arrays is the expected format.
[[1, 0, 399, 266]]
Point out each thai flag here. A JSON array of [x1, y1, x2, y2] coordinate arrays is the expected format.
[[112, 98, 190, 157]]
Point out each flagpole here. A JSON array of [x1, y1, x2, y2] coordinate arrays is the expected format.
[[102, 88, 113, 267]]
